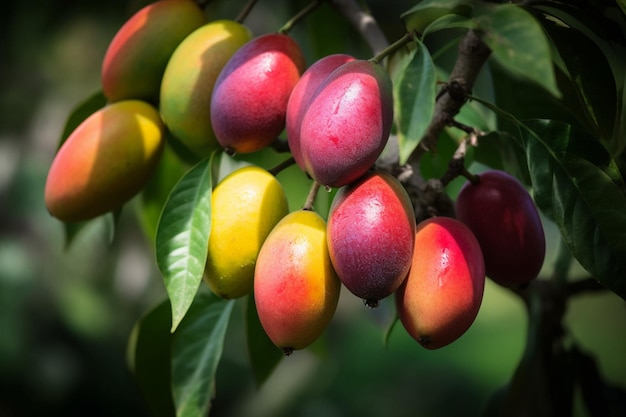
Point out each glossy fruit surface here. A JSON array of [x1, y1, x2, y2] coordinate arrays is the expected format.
[[101, 0, 206, 103], [210, 33, 306, 154], [204, 165, 289, 299], [285, 53, 355, 171], [455, 170, 546, 286], [254, 209, 341, 355], [160, 20, 253, 160], [396, 216, 485, 350], [45, 100, 165, 222], [299, 59, 393, 188], [327, 171, 415, 307]]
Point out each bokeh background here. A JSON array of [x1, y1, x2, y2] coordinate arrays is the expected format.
[[1, 1, 625, 416]]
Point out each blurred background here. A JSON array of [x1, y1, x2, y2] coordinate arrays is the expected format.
[[1, 1, 625, 416]]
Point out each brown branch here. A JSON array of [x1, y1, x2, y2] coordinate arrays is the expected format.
[[408, 30, 492, 166], [329, 0, 390, 56]]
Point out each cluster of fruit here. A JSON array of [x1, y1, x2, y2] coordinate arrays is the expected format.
[[43, 0, 547, 355]]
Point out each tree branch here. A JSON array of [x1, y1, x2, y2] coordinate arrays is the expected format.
[[329, 0, 390, 56]]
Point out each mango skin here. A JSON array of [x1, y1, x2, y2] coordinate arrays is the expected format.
[[254, 210, 341, 355], [299, 59, 394, 188], [204, 166, 288, 299], [101, 0, 206, 103], [455, 170, 546, 286], [160, 20, 253, 160], [210, 33, 306, 154], [45, 100, 165, 222], [327, 171, 416, 307], [285, 53, 355, 171], [395, 216, 485, 350]]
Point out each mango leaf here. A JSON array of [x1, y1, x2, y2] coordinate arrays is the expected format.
[[401, 0, 474, 34], [523, 120, 626, 299], [422, 13, 477, 39], [245, 294, 283, 387], [536, 9, 617, 144], [474, 4, 561, 99], [57, 90, 107, 149], [155, 153, 215, 332], [127, 299, 176, 417], [138, 140, 191, 243], [394, 39, 437, 165], [171, 291, 234, 417]]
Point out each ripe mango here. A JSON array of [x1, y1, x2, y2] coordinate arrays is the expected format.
[[210, 33, 306, 154], [286, 53, 355, 171], [254, 209, 341, 355], [159, 20, 253, 160], [455, 170, 546, 286], [45, 100, 165, 222], [101, 0, 206, 103], [395, 217, 485, 350], [299, 59, 393, 188], [327, 171, 415, 307], [204, 165, 288, 299]]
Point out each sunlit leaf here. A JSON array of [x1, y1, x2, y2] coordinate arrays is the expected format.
[[245, 294, 283, 387], [155, 153, 215, 332], [171, 291, 234, 417], [475, 4, 561, 98], [394, 40, 437, 165], [523, 120, 626, 299], [127, 299, 176, 417]]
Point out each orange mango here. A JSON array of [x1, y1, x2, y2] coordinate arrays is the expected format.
[[45, 100, 165, 222], [101, 0, 206, 103], [254, 210, 340, 355]]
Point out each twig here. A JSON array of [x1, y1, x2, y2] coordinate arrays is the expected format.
[[302, 181, 322, 211], [329, 0, 390, 56]]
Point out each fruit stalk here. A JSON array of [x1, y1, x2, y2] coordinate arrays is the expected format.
[[369, 31, 415, 64], [236, 0, 259, 23], [278, 0, 323, 34], [302, 181, 321, 211]]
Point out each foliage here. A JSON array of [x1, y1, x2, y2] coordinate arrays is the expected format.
[[48, 0, 626, 416]]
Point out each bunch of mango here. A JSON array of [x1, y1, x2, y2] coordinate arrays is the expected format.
[[45, 0, 546, 356]]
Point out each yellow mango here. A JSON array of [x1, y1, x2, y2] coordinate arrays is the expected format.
[[204, 165, 288, 299], [160, 20, 253, 159], [45, 100, 165, 222]]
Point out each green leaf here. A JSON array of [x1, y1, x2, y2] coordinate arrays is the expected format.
[[523, 120, 626, 299], [422, 13, 477, 38], [536, 9, 617, 143], [57, 90, 107, 149], [475, 4, 561, 99], [394, 40, 437, 165], [139, 141, 191, 243], [171, 291, 234, 417], [155, 153, 215, 332], [401, 0, 474, 34], [245, 294, 283, 387], [127, 299, 176, 417]]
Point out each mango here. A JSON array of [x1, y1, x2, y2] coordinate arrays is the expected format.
[[45, 100, 165, 222], [395, 216, 485, 349], [210, 33, 306, 154], [285, 53, 355, 171], [327, 171, 416, 307], [101, 0, 206, 103], [159, 20, 253, 160], [455, 170, 546, 286], [254, 209, 341, 355], [299, 59, 393, 188], [204, 165, 289, 299]]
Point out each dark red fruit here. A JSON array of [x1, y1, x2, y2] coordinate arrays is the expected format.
[[210, 33, 306, 154], [327, 171, 415, 307], [299, 59, 393, 188], [285, 53, 355, 171], [455, 170, 546, 286]]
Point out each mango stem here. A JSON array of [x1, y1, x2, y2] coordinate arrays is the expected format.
[[302, 181, 322, 211], [278, 0, 323, 34]]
